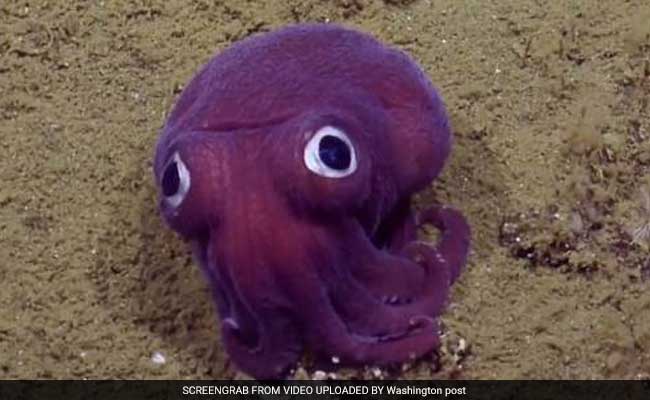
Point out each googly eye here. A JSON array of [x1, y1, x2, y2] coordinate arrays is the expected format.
[[161, 152, 191, 208], [304, 126, 357, 178]]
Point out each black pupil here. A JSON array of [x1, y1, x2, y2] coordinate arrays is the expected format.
[[318, 135, 351, 170], [162, 161, 180, 196]]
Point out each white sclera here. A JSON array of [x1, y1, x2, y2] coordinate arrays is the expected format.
[[303, 126, 358, 178], [164, 152, 191, 208]]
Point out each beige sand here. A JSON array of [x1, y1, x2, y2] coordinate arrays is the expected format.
[[1, 0, 649, 379]]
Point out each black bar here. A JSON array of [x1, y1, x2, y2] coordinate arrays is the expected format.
[[0, 380, 648, 400]]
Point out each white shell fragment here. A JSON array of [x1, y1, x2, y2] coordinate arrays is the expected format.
[[151, 351, 166, 365]]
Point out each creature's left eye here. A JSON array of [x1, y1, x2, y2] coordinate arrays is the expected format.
[[304, 126, 358, 178], [161, 152, 191, 208]]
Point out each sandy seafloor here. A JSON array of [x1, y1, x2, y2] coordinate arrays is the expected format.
[[1, 0, 650, 379]]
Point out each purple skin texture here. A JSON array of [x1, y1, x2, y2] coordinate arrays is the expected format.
[[153, 23, 470, 379]]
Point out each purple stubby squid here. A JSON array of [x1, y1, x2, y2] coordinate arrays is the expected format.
[[153, 23, 470, 379]]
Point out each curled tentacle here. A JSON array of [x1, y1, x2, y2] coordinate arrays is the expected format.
[[348, 248, 426, 305], [281, 265, 440, 367], [348, 205, 469, 306], [416, 206, 471, 284], [308, 310, 440, 367], [290, 247, 440, 350], [344, 205, 469, 307], [325, 242, 453, 332]]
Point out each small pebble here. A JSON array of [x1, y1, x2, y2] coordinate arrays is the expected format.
[[151, 351, 166, 365]]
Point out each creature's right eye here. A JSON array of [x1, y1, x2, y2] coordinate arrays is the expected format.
[[304, 126, 357, 178], [161, 152, 191, 208]]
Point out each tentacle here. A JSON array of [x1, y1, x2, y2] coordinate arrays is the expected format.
[[321, 241, 452, 337], [201, 239, 303, 379], [350, 203, 469, 302], [312, 205, 469, 339], [280, 264, 440, 367], [346, 209, 427, 303], [348, 204, 470, 306], [348, 247, 426, 304], [307, 305, 440, 367], [416, 206, 471, 284]]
